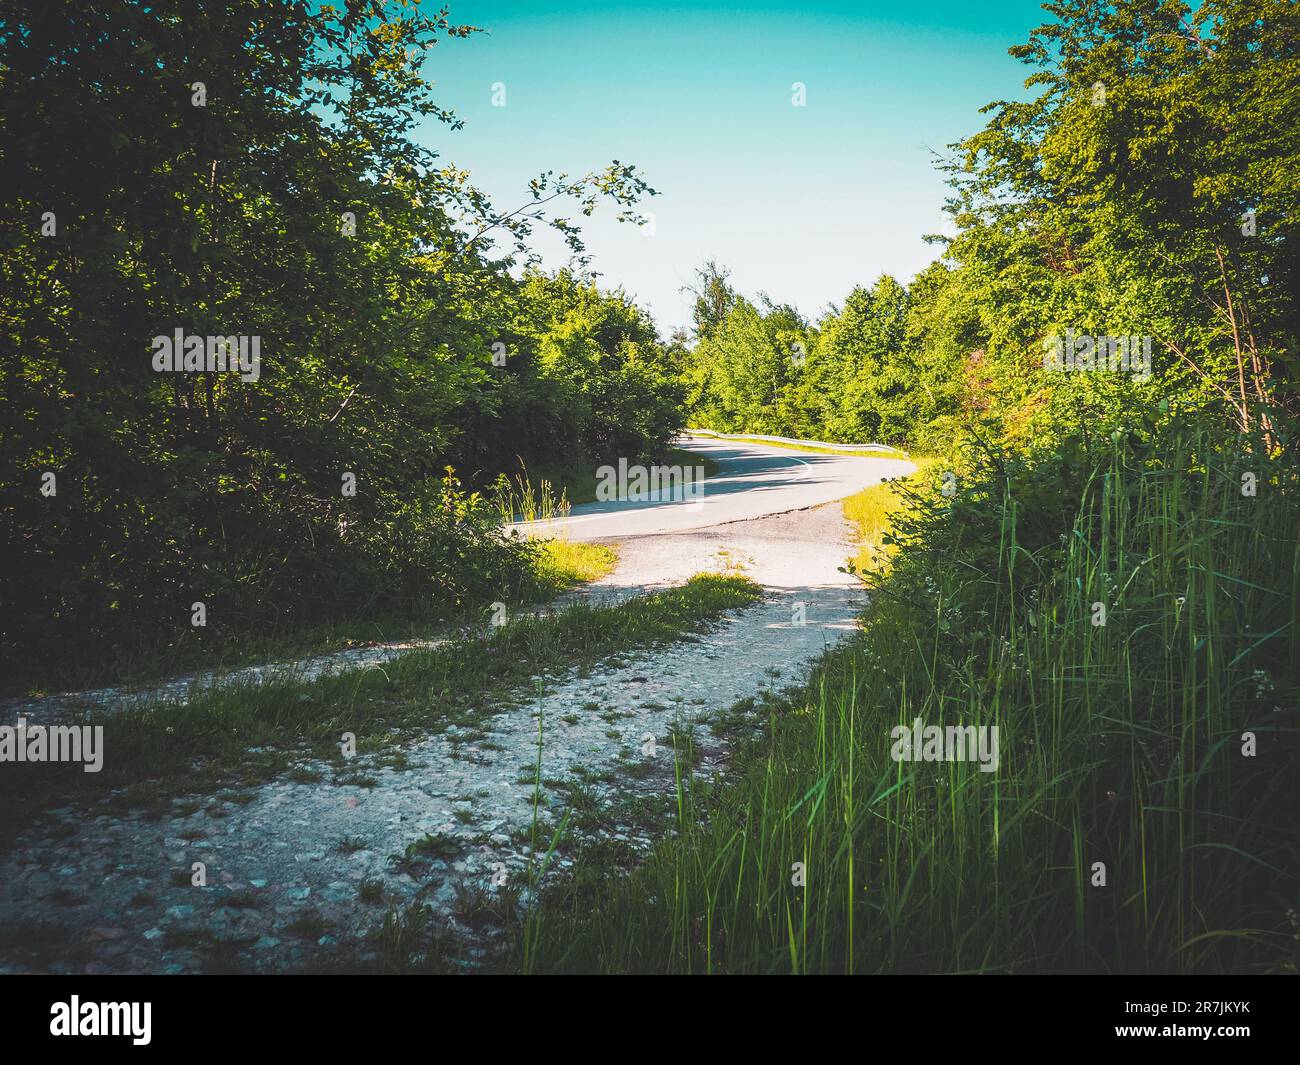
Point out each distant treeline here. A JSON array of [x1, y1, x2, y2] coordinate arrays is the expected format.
[[0, 2, 681, 679], [682, 0, 1298, 454]]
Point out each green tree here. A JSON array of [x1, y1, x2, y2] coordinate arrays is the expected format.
[[0, 0, 666, 678]]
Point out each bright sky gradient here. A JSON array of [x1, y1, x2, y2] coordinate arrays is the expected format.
[[416, 1, 1048, 334]]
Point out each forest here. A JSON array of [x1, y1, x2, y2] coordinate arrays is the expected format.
[[1, 0, 1297, 981]]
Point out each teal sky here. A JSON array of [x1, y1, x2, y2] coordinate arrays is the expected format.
[[417, 1, 1048, 334]]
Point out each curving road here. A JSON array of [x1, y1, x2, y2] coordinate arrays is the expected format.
[[0, 433, 919, 974], [513, 433, 915, 542], [517, 432, 917, 605], [7, 434, 912, 726]]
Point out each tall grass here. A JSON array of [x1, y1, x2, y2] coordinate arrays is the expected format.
[[520, 423, 1300, 973], [492, 464, 572, 525]]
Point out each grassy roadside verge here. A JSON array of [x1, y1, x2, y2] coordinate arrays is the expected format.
[[475, 425, 1300, 974], [0, 574, 761, 844], [3, 537, 616, 703], [841, 456, 937, 573], [534, 539, 617, 584]]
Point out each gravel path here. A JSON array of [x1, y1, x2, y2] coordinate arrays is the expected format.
[[0, 442, 909, 973]]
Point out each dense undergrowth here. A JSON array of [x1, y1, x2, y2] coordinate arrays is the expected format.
[[510, 420, 1299, 973]]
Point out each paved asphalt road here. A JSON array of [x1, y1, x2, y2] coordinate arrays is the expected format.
[[512, 433, 916, 541]]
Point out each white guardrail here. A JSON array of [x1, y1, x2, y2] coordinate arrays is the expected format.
[[683, 428, 910, 458]]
